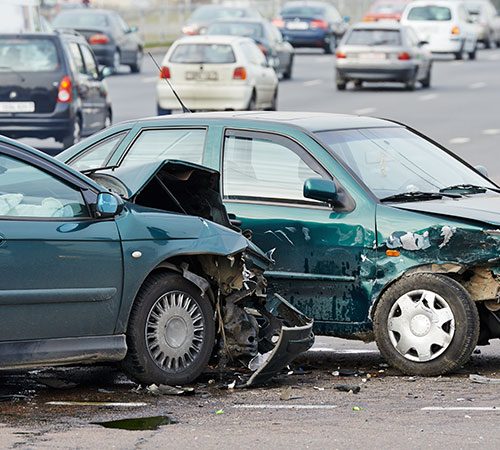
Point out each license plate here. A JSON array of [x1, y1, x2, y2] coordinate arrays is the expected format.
[[286, 21, 309, 30], [185, 71, 218, 81], [359, 53, 387, 60], [0, 102, 35, 113]]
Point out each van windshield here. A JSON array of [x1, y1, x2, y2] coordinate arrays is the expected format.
[[407, 6, 452, 21], [0, 38, 59, 72]]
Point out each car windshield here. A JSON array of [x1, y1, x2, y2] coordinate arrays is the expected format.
[[315, 127, 496, 199], [346, 29, 402, 46], [281, 6, 325, 17], [407, 6, 452, 21], [53, 12, 109, 28], [206, 22, 264, 40], [0, 38, 59, 72], [169, 43, 236, 64], [189, 6, 253, 22]]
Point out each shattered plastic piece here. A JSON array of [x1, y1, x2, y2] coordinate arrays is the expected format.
[[469, 374, 500, 384], [352, 406, 362, 411], [313, 386, 325, 391], [0, 394, 29, 402], [248, 351, 273, 372], [279, 386, 302, 401], [46, 401, 147, 407], [37, 379, 78, 390], [334, 385, 361, 394], [332, 371, 340, 377], [215, 409, 224, 415], [228, 380, 236, 390], [439, 226, 456, 248]]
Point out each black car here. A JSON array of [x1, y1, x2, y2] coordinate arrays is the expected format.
[[52, 8, 144, 73], [272, 1, 348, 53], [206, 18, 295, 79], [0, 31, 112, 149]]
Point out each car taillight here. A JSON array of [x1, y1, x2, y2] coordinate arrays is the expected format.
[[233, 67, 247, 80], [160, 66, 170, 79], [272, 18, 284, 28], [310, 19, 329, 30], [57, 75, 72, 103], [336, 50, 346, 59], [398, 52, 411, 60], [451, 25, 460, 35], [362, 16, 376, 22], [89, 33, 109, 45], [182, 24, 199, 35], [257, 43, 268, 55]]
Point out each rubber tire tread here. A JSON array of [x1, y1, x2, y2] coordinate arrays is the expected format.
[[122, 273, 215, 385], [373, 273, 479, 376]]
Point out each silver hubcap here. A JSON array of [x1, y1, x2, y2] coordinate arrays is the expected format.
[[146, 291, 204, 372], [388, 289, 455, 362]]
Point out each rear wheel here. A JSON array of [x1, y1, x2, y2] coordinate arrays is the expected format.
[[374, 273, 479, 376], [267, 88, 278, 111], [246, 91, 257, 110], [354, 80, 363, 89], [62, 115, 81, 149], [103, 109, 112, 129], [336, 71, 346, 90], [122, 273, 216, 385], [405, 70, 417, 91], [156, 103, 172, 116], [283, 55, 294, 80], [130, 49, 143, 73], [421, 64, 432, 88]]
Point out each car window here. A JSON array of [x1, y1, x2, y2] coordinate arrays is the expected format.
[[120, 128, 206, 167], [223, 133, 327, 202], [0, 153, 88, 218], [405, 27, 420, 46], [268, 23, 284, 42], [407, 6, 452, 21], [80, 44, 99, 79], [170, 44, 236, 64], [69, 132, 127, 171], [240, 41, 266, 65], [281, 6, 325, 17], [327, 5, 342, 21], [115, 13, 130, 33], [67, 42, 85, 74], [346, 29, 402, 46], [0, 38, 59, 72], [206, 22, 264, 40], [53, 12, 110, 28], [189, 6, 254, 21]]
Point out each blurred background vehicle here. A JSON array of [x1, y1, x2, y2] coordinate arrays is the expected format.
[[205, 18, 295, 79], [2, 0, 51, 33], [336, 22, 432, 90], [156, 35, 278, 115], [401, 0, 478, 59], [272, 0, 348, 53], [0, 30, 112, 149], [362, 0, 412, 22], [52, 8, 144, 73], [181, 4, 262, 35], [459, 0, 500, 47]]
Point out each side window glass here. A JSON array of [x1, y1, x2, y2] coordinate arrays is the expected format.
[[223, 133, 328, 202], [0, 154, 88, 218], [69, 132, 126, 170], [116, 14, 130, 33], [121, 129, 206, 166], [80, 44, 99, 79], [68, 42, 85, 74]]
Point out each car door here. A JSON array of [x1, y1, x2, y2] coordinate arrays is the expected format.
[[0, 143, 123, 342], [220, 129, 377, 330], [240, 41, 275, 106]]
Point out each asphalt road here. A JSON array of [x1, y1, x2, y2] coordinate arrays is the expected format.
[[7, 48, 500, 448]]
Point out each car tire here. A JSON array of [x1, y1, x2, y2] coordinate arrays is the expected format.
[[246, 90, 257, 110], [267, 88, 278, 111], [103, 109, 112, 129], [324, 34, 336, 54], [62, 115, 82, 149], [156, 103, 172, 115], [122, 273, 216, 385], [454, 41, 464, 60], [468, 44, 477, 60], [111, 49, 121, 73], [129, 49, 143, 73], [421, 64, 432, 88], [373, 273, 479, 376], [283, 56, 294, 80], [336, 80, 347, 91], [354, 80, 363, 89]]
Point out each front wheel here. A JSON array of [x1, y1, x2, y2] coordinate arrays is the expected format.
[[129, 49, 143, 73], [122, 273, 216, 385], [62, 116, 81, 149], [374, 273, 479, 376], [468, 44, 477, 60], [421, 64, 432, 88]]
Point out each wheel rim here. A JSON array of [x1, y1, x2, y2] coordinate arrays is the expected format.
[[145, 291, 204, 372], [387, 289, 455, 362]]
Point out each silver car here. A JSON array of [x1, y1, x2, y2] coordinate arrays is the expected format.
[[335, 22, 432, 91]]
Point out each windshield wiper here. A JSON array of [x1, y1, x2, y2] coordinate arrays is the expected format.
[[439, 184, 500, 194], [380, 191, 461, 203], [0, 66, 25, 82]]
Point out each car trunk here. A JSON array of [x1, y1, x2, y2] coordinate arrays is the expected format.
[[169, 62, 238, 85], [407, 20, 454, 41]]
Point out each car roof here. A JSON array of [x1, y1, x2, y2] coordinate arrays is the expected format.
[[351, 21, 403, 30], [208, 17, 267, 25], [173, 35, 253, 45], [282, 1, 330, 6], [0, 31, 85, 43], [127, 111, 399, 133], [57, 8, 114, 15], [406, 0, 460, 6]]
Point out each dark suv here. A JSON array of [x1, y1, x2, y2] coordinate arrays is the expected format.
[[0, 31, 112, 149]]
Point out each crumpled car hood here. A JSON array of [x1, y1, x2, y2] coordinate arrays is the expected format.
[[393, 193, 500, 226]]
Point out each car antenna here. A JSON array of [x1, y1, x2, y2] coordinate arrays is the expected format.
[[148, 52, 191, 114]]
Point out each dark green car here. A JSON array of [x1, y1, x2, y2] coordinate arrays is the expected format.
[[58, 111, 500, 376], [0, 134, 313, 386]]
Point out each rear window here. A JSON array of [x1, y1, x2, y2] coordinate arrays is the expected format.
[[0, 38, 59, 72], [347, 29, 402, 46], [53, 12, 109, 28], [281, 6, 325, 17], [169, 44, 236, 64], [206, 22, 264, 40], [407, 6, 452, 21]]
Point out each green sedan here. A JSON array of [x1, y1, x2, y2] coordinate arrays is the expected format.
[[58, 111, 500, 376]]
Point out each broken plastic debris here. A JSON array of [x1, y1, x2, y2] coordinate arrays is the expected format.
[[215, 409, 224, 415], [146, 384, 195, 396], [37, 378, 78, 390], [280, 386, 302, 401], [228, 381, 236, 390], [0, 394, 29, 402], [332, 371, 340, 377], [334, 385, 361, 394], [46, 401, 147, 407], [469, 374, 500, 384], [248, 351, 273, 372], [313, 386, 325, 391], [352, 406, 362, 411]]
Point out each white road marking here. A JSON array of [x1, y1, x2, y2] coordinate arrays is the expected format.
[[234, 404, 338, 410], [449, 137, 471, 144], [419, 94, 438, 101], [141, 76, 157, 83], [46, 401, 148, 407], [422, 407, 499, 411], [450, 60, 464, 66], [309, 347, 379, 354], [303, 79, 323, 86], [482, 129, 500, 135], [354, 107, 376, 115], [469, 82, 486, 89]]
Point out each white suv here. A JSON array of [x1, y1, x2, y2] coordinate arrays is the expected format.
[[401, 0, 478, 59]]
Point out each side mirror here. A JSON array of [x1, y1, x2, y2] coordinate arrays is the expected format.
[[418, 40, 429, 47], [475, 165, 489, 178], [303, 178, 338, 204], [100, 66, 113, 79], [127, 26, 138, 33], [96, 192, 123, 218], [343, 15, 350, 23]]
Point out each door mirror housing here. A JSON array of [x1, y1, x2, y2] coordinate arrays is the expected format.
[[343, 15, 350, 23], [100, 66, 113, 79], [303, 178, 338, 204], [127, 26, 138, 33], [417, 40, 429, 47], [96, 192, 123, 218]]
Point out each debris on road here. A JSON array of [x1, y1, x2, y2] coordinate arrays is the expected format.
[[215, 409, 225, 415], [93, 416, 176, 430], [352, 406, 362, 411], [146, 384, 195, 396], [36, 378, 79, 390], [46, 401, 148, 407], [334, 385, 361, 394], [469, 374, 500, 384], [280, 386, 302, 401]]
